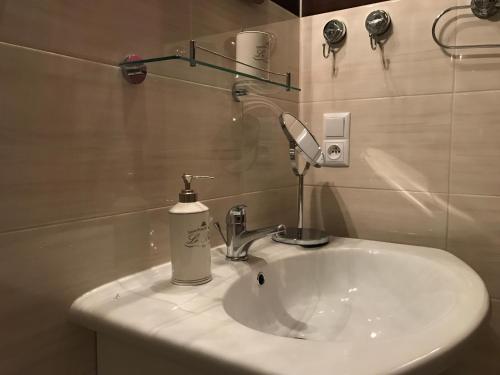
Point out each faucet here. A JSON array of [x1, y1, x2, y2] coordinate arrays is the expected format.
[[215, 205, 286, 261]]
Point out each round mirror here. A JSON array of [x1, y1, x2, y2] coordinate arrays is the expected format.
[[279, 112, 323, 167]]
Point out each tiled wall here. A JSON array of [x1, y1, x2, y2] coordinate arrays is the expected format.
[[299, 0, 500, 372], [0, 1, 299, 374]]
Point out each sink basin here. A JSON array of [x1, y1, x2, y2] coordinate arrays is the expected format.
[[224, 248, 475, 343], [70, 238, 489, 375]]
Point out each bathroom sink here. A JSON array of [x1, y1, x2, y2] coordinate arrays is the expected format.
[[224, 248, 481, 343], [70, 238, 489, 375]]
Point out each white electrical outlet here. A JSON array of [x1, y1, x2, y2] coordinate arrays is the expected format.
[[324, 140, 349, 166], [322, 113, 350, 167]]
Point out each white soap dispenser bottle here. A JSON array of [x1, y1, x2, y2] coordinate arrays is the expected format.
[[169, 174, 214, 286]]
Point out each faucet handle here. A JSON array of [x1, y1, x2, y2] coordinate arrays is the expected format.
[[226, 204, 247, 225], [276, 224, 287, 235], [229, 204, 247, 213]]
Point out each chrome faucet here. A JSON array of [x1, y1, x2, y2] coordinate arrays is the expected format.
[[215, 205, 286, 261]]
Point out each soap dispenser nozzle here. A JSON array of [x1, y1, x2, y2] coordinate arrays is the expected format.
[[179, 174, 214, 203]]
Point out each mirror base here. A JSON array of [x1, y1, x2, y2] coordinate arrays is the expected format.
[[272, 228, 329, 247]]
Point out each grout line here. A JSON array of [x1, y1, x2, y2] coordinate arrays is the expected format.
[[445, 0, 459, 251], [0, 40, 116, 69], [451, 87, 500, 96], [445, 64, 457, 250], [0, 186, 297, 236], [299, 91, 455, 105], [299, 88, 500, 106], [305, 184, 500, 200], [243, 93, 300, 106], [299, 88, 500, 107], [447, 192, 500, 199], [303, 184, 449, 195]]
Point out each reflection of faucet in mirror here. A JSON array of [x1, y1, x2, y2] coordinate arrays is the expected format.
[[272, 113, 330, 247]]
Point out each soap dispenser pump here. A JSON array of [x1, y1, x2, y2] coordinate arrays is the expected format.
[[169, 174, 214, 286]]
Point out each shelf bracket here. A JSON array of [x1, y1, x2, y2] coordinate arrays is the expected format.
[[120, 55, 147, 85], [232, 83, 248, 102], [286, 72, 291, 91], [189, 40, 197, 67]]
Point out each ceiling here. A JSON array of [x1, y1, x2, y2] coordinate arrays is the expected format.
[[271, 0, 385, 16]]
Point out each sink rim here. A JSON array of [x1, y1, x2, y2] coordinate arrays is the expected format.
[[69, 237, 490, 375]]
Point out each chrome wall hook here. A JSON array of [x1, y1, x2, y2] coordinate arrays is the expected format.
[[377, 41, 390, 70], [365, 10, 392, 50], [471, 0, 498, 19], [322, 43, 340, 75], [369, 35, 379, 51], [322, 43, 339, 75], [322, 19, 347, 76], [322, 43, 332, 58], [365, 10, 392, 69]]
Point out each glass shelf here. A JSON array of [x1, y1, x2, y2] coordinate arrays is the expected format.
[[120, 54, 300, 94]]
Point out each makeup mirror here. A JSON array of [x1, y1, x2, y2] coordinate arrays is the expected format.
[[279, 112, 324, 167], [273, 112, 329, 247]]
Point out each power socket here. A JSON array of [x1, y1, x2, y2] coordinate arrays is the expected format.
[[323, 140, 349, 167]]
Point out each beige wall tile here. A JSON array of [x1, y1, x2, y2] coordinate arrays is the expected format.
[[301, 94, 452, 192], [451, 90, 500, 196], [442, 298, 500, 375], [0, 41, 234, 230], [0, 0, 294, 66], [454, 0, 500, 93], [303, 185, 448, 248], [448, 194, 500, 299], [240, 95, 298, 192], [0, 187, 296, 375], [0, 0, 192, 65], [300, 0, 456, 102], [191, 0, 296, 39], [0, 42, 295, 232]]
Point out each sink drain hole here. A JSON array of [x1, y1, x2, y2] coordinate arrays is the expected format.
[[257, 272, 265, 286]]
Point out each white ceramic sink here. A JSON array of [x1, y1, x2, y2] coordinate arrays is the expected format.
[[224, 248, 478, 343], [70, 238, 489, 375]]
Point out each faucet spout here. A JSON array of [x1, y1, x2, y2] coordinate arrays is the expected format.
[[230, 224, 286, 261]]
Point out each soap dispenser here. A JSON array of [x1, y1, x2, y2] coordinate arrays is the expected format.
[[169, 174, 214, 286]]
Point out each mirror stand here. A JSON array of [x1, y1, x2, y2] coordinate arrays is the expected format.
[[272, 142, 330, 246]]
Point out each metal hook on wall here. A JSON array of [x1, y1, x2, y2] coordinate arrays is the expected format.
[[365, 10, 392, 69], [322, 43, 332, 58], [322, 43, 339, 76], [322, 19, 347, 76]]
